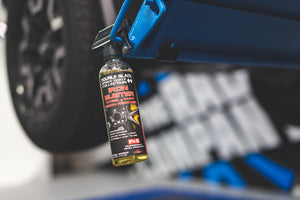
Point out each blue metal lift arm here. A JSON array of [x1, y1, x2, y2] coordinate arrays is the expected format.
[[113, 0, 300, 68]]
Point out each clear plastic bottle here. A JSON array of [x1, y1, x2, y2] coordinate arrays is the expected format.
[[99, 44, 148, 166]]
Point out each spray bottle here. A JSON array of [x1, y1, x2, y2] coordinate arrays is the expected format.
[[99, 43, 148, 166]]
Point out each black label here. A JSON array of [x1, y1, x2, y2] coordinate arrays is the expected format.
[[100, 71, 147, 159]]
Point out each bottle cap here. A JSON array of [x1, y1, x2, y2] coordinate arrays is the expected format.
[[103, 43, 122, 62]]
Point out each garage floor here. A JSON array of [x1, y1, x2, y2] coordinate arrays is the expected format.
[[0, 171, 297, 200]]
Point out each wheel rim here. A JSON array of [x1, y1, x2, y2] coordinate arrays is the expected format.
[[15, 0, 65, 116]]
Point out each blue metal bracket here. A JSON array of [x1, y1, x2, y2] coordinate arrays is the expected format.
[[110, 0, 166, 52], [128, 0, 166, 51], [110, 0, 133, 43]]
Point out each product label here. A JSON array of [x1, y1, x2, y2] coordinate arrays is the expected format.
[[100, 71, 147, 159]]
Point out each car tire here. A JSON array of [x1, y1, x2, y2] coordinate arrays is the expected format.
[[6, 0, 107, 152]]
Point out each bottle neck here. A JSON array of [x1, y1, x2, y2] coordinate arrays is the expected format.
[[103, 43, 122, 62], [105, 56, 122, 63]]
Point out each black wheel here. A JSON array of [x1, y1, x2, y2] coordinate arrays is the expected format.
[[6, 0, 107, 152]]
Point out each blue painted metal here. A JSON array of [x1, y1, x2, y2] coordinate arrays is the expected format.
[[245, 153, 294, 191], [138, 80, 151, 97], [120, 0, 300, 68], [177, 170, 194, 182], [110, 0, 133, 43], [86, 187, 263, 200], [128, 0, 166, 51], [154, 71, 170, 82], [203, 161, 246, 188]]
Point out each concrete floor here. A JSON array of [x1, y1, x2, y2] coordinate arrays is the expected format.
[[0, 171, 297, 200], [0, 5, 50, 188]]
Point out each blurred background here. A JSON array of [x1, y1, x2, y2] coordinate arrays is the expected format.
[[1, 0, 300, 199]]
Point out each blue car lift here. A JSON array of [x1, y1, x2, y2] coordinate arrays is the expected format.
[[93, 0, 300, 68]]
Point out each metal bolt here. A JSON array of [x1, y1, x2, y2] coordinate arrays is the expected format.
[[122, 45, 132, 55]]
